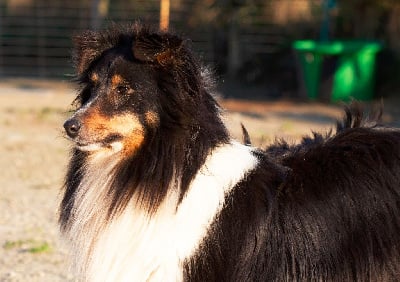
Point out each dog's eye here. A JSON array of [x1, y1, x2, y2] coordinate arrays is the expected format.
[[116, 85, 130, 95], [77, 86, 92, 106]]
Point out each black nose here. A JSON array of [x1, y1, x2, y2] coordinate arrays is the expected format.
[[64, 118, 81, 138]]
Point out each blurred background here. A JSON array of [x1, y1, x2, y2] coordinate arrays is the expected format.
[[1, 0, 400, 100], [2, 1, 400, 281]]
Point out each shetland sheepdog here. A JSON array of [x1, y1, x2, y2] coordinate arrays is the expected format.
[[61, 23, 400, 281]]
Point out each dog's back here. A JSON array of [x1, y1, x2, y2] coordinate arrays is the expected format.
[[186, 107, 400, 281]]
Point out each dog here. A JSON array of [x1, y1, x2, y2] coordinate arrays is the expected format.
[[61, 23, 400, 281]]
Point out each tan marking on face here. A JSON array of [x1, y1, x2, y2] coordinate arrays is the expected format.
[[111, 74, 124, 87], [80, 109, 145, 155], [123, 130, 145, 156], [144, 111, 159, 127], [109, 114, 145, 156], [90, 72, 99, 83], [108, 114, 143, 136]]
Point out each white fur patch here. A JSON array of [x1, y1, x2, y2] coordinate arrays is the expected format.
[[77, 141, 124, 154], [64, 141, 258, 281], [76, 142, 103, 152]]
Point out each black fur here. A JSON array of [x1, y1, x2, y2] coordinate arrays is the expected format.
[[187, 104, 400, 280], [61, 23, 400, 281]]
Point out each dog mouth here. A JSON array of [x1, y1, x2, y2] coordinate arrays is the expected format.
[[74, 134, 123, 152]]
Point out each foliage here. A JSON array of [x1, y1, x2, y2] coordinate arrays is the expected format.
[[3, 239, 52, 254]]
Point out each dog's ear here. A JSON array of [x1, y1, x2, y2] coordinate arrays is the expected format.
[[133, 32, 184, 67], [133, 28, 202, 100], [72, 31, 114, 76], [72, 31, 97, 76]]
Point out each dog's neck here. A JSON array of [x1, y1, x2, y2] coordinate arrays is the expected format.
[[63, 141, 258, 281]]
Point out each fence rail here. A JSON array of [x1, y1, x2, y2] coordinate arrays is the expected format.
[[0, 0, 313, 79]]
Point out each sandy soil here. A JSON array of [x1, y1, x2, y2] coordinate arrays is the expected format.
[[0, 78, 398, 281]]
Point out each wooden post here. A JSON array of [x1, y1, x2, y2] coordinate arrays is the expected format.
[[91, 0, 109, 30], [160, 0, 170, 31]]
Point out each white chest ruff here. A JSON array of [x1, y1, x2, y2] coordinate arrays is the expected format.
[[65, 142, 258, 282]]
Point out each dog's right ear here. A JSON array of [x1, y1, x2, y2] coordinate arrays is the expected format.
[[132, 32, 184, 67]]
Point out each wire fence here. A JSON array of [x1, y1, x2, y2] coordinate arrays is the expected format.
[[0, 0, 157, 78], [0, 0, 317, 79]]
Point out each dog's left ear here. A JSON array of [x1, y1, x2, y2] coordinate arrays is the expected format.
[[133, 32, 184, 67], [73, 30, 115, 76]]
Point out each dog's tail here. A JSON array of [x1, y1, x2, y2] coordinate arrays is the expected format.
[[336, 101, 383, 132]]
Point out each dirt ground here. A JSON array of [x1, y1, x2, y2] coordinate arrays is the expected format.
[[1, 78, 399, 281]]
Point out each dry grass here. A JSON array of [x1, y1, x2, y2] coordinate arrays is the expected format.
[[1, 79, 398, 281]]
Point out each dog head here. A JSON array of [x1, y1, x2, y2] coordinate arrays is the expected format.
[[64, 24, 209, 157], [62, 24, 229, 216]]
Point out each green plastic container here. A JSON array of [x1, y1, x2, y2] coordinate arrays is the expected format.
[[293, 40, 382, 102]]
